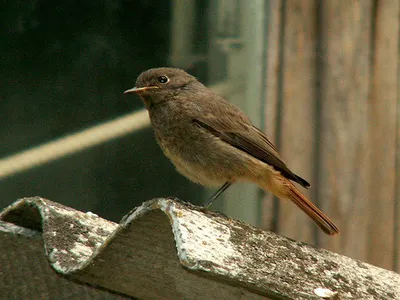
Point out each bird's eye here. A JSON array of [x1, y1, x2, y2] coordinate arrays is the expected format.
[[157, 75, 169, 84]]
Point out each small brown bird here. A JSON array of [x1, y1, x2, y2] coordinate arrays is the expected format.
[[125, 67, 339, 235]]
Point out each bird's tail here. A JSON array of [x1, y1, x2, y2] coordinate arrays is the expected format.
[[287, 184, 339, 235]]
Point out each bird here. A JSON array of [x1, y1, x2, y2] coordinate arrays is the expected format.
[[124, 67, 339, 235]]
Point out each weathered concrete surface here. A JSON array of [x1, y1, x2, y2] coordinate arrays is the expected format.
[[1, 197, 399, 299]]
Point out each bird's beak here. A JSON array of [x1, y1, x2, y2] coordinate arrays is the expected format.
[[124, 86, 159, 94]]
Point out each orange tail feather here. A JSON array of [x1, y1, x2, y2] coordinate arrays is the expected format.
[[288, 184, 339, 235]]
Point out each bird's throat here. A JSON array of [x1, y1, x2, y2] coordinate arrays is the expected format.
[[139, 94, 154, 109]]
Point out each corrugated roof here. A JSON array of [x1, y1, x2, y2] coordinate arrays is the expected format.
[[1, 197, 399, 299]]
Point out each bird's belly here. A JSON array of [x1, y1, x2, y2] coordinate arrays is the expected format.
[[161, 143, 226, 187], [155, 129, 265, 187]]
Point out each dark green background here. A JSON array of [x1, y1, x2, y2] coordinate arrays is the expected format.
[[1, 0, 208, 221]]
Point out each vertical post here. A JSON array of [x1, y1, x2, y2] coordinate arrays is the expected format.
[[318, 0, 373, 262], [276, 0, 317, 244], [170, 1, 196, 67], [367, 0, 399, 271]]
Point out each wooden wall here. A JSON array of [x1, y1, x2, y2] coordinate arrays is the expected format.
[[262, 0, 400, 272]]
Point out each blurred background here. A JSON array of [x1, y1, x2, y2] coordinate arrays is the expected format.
[[1, 0, 399, 272]]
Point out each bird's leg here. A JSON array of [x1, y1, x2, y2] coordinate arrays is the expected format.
[[203, 181, 232, 208]]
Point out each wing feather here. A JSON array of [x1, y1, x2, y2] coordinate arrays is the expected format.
[[193, 117, 310, 188]]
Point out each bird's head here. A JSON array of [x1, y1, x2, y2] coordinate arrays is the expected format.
[[124, 67, 198, 108]]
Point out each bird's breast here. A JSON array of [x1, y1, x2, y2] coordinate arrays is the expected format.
[[149, 105, 226, 186]]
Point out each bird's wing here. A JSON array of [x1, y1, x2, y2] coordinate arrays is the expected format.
[[193, 115, 310, 188]]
